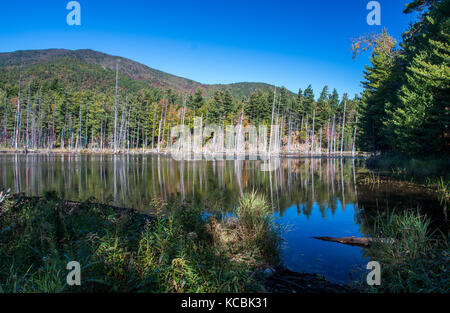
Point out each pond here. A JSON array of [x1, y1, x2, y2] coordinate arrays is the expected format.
[[0, 154, 443, 284]]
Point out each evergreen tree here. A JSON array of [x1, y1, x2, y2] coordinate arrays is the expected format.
[[358, 31, 399, 154], [189, 88, 204, 111], [222, 89, 234, 118], [208, 90, 224, 124], [388, 0, 449, 154], [316, 86, 330, 129], [303, 85, 316, 121]]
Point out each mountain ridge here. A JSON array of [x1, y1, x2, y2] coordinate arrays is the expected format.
[[0, 49, 294, 98]]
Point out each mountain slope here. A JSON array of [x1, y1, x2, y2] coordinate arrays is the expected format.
[[0, 49, 292, 98]]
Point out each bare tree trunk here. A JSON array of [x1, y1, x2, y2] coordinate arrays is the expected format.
[[340, 100, 347, 156], [61, 122, 65, 150], [30, 97, 35, 148], [352, 116, 358, 157], [319, 128, 322, 155], [51, 97, 56, 149], [311, 110, 316, 155], [85, 102, 89, 148], [118, 97, 127, 151], [162, 100, 168, 151], [331, 115, 336, 155], [78, 101, 82, 151], [327, 117, 330, 156], [25, 82, 31, 150], [37, 88, 42, 149], [136, 120, 140, 149], [269, 87, 276, 152], [13, 65, 23, 149], [18, 99, 23, 148], [2, 96, 7, 146], [157, 99, 164, 152], [114, 63, 119, 153], [152, 102, 157, 150], [69, 115, 73, 151], [305, 116, 309, 154], [100, 119, 103, 150]]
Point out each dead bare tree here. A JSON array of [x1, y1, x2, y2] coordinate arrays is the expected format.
[[340, 100, 347, 156], [113, 63, 119, 153], [13, 65, 23, 149]]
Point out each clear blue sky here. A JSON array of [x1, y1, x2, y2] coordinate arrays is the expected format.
[[0, 0, 418, 97]]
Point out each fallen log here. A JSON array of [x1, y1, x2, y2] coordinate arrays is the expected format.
[[313, 236, 393, 247]]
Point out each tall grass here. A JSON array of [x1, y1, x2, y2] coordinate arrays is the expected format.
[[0, 191, 282, 293], [206, 192, 283, 269], [366, 210, 449, 293]]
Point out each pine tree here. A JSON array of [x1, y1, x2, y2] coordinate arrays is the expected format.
[[222, 89, 234, 118], [358, 33, 399, 154], [190, 88, 204, 111], [303, 85, 316, 124], [388, 0, 449, 155], [316, 85, 330, 129], [208, 90, 224, 124]]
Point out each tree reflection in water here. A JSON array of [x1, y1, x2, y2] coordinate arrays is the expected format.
[[2, 154, 361, 217], [2, 154, 444, 284]]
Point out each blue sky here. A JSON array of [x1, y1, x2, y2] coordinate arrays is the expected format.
[[0, 0, 418, 97]]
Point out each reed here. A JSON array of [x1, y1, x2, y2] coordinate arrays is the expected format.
[[365, 210, 449, 293]]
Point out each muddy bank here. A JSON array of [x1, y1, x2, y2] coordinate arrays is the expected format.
[[264, 267, 358, 293]]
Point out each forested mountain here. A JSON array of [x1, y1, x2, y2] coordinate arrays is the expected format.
[[0, 47, 359, 153], [0, 49, 291, 98]]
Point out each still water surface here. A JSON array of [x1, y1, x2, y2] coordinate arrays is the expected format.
[[1, 154, 410, 283]]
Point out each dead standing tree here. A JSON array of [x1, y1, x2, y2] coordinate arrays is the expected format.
[[113, 63, 119, 153], [13, 65, 23, 149]]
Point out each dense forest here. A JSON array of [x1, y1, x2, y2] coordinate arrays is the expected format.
[[0, 53, 359, 153], [357, 0, 449, 156]]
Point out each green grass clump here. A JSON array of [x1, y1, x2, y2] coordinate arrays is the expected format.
[[234, 192, 282, 265], [0, 192, 282, 293], [365, 210, 449, 293]]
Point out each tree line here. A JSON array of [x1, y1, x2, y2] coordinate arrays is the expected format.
[[0, 65, 360, 153], [356, 0, 449, 156]]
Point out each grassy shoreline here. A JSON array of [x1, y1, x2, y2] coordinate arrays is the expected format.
[[365, 210, 449, 293], [0, 192, 357, 293], [0, 192, 286, 293], [0, 191, 362, 293], [1, 189, 447, 293], [360, 154, 449, 293]]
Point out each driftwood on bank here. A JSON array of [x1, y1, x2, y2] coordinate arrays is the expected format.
[[313, 236, 393, 247]]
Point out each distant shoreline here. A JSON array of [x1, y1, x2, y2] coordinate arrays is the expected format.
[[0, 148, 369, 159]]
